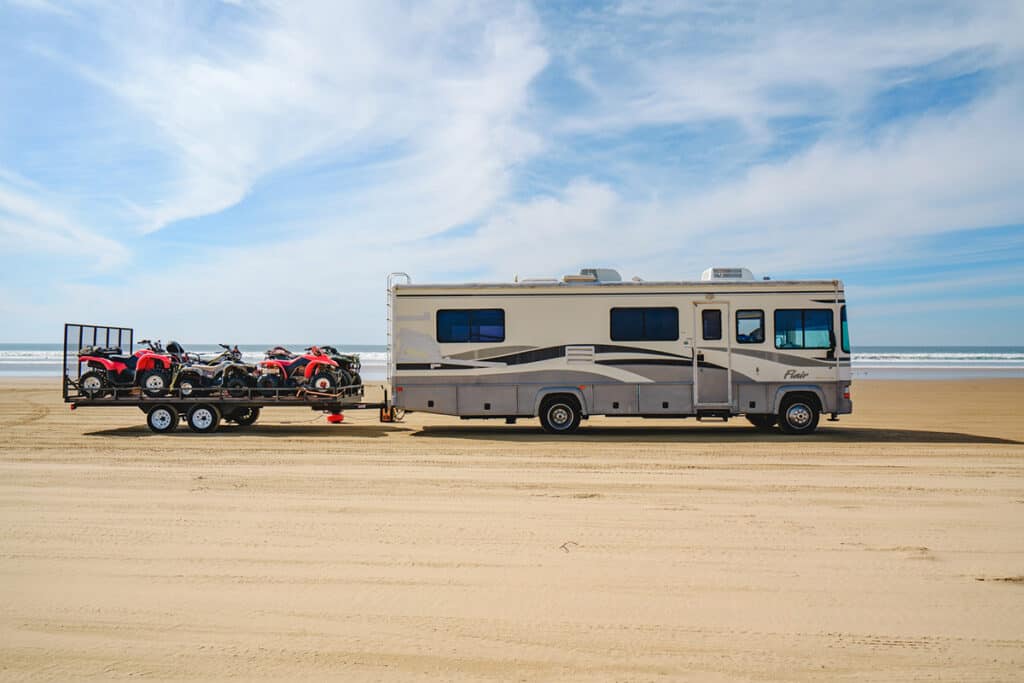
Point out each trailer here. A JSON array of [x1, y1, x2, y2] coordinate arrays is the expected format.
[[62, 323, 397, 433], [388, 267, 853, 434]]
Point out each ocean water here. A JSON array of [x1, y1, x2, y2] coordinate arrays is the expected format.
[[1, 343, 1022, 380], [0, 343, 388, 380]]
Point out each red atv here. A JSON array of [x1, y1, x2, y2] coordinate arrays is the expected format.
[[256, 346, 341, 397], [77, 339, 175, 398]]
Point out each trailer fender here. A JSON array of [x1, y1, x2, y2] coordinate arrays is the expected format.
[[532, 387, 589, 418], [772, 385, 828, 414]]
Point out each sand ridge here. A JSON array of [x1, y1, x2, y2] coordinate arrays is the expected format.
[[0, 378, 1022, 680]]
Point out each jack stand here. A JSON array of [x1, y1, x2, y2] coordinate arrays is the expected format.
[[505, 417, 517, 425], [327, 413, 345, 424], [828, 413, 839, 422]]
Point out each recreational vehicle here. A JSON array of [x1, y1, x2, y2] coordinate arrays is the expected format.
[[388, 268, 852, 434]]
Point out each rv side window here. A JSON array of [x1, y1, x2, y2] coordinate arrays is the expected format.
[[774, 309, 833, 349], [436, 309, 505, 343], [610, 307, 678, 341], [841, 306, 850, 353], [701, 309, 722, 340], [736, 309, 764, 343]]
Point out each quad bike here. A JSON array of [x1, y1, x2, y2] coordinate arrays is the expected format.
[[172, 344, 256, 398], [318, 345, 363, 396], [256, 346, 341, 397], [77, 339, 176, 398]]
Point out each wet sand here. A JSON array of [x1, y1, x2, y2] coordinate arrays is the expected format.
[[0, 378, 1022, 680]]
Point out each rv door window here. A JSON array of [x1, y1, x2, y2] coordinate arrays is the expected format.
[[736, 309, 764, 343], [610, 307, 678, 341], [437, 309, 505, 343], [774, 309, 833, 349], [701, 309, 722, 340]]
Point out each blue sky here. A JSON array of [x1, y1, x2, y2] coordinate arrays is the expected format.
[[1, 0, 1022, 345]]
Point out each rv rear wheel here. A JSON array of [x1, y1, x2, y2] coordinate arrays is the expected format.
[[186, 404, 221, 434], [746, 414, 777, 431], [778, 395, 820, 435], [539, 395, 582, 434], [146, 405, 179, 433]]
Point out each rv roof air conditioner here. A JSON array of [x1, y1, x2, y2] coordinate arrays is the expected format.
[[564, 268, 622, 283], [701, 267, 754, 282]]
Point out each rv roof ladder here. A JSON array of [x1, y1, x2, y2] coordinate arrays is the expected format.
[[385, 272, 412, 398]]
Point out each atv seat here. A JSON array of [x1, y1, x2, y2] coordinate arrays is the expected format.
[[79, 345, 122, 357]]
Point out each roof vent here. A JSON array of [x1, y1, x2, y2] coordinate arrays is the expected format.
[[701, 267, 754, 282]]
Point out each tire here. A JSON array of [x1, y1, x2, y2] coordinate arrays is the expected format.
[[746, 414, 777, 431], [225, 375, 250, 398], [778, 394, 820, 435], [79, 370, 110, 399], [336, 368, 353, 394], [139, 369, 170, 397], [186, 404, 221, 434], [539, 395, 582, 434], [176, 371, 206, 398], [230, 406, 260, 427], [146, 405, 179, 433], [308, 372, 337, 393], [256, 374, 282, 398]]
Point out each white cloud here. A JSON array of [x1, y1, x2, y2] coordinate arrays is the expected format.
[[60, 1, 547, 237], [0, 169, 128, 269]]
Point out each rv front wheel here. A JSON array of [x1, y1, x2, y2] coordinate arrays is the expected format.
[[540, 395, 582, 434], [778, 395, 820, 435]]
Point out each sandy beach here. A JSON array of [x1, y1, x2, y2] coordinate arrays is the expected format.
[[0, 378, 1021, 680]]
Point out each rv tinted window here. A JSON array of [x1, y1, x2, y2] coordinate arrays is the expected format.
[[774, 309, 833, 350], [736, 309, 764, 343], [437, 309, 505, 343], [610, 307, 678, 341], [701, 309, 722, 340], [841, 306, 850, 353]]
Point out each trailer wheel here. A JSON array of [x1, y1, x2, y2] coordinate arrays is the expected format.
[[139, 369, 170, 397], [539, 395, 582, 434], [778, 394, 820, 435], [230, 407, 260, 427], [186, 404, 221, 434], [746, 414, 777, 431], [146, 405, 179, 433], [79, 371, 110, 399]]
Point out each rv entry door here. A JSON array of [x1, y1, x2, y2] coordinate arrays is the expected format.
[[693, 302, 732, 408]]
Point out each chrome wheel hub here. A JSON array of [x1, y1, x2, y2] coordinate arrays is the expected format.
[[786, 403, 812, 428], [146, 375, 164, 390], [549, 405, 572, 428], [83, 376, 101, 390]]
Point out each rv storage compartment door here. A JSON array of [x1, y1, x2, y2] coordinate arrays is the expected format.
[[594, 385, 638, 415], [639, 385, 693, 414], [397, 386, 457, 415], [458, 385, 517, 416]]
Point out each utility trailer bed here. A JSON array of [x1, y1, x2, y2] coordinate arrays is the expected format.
[[63, 323, 395, 433]]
